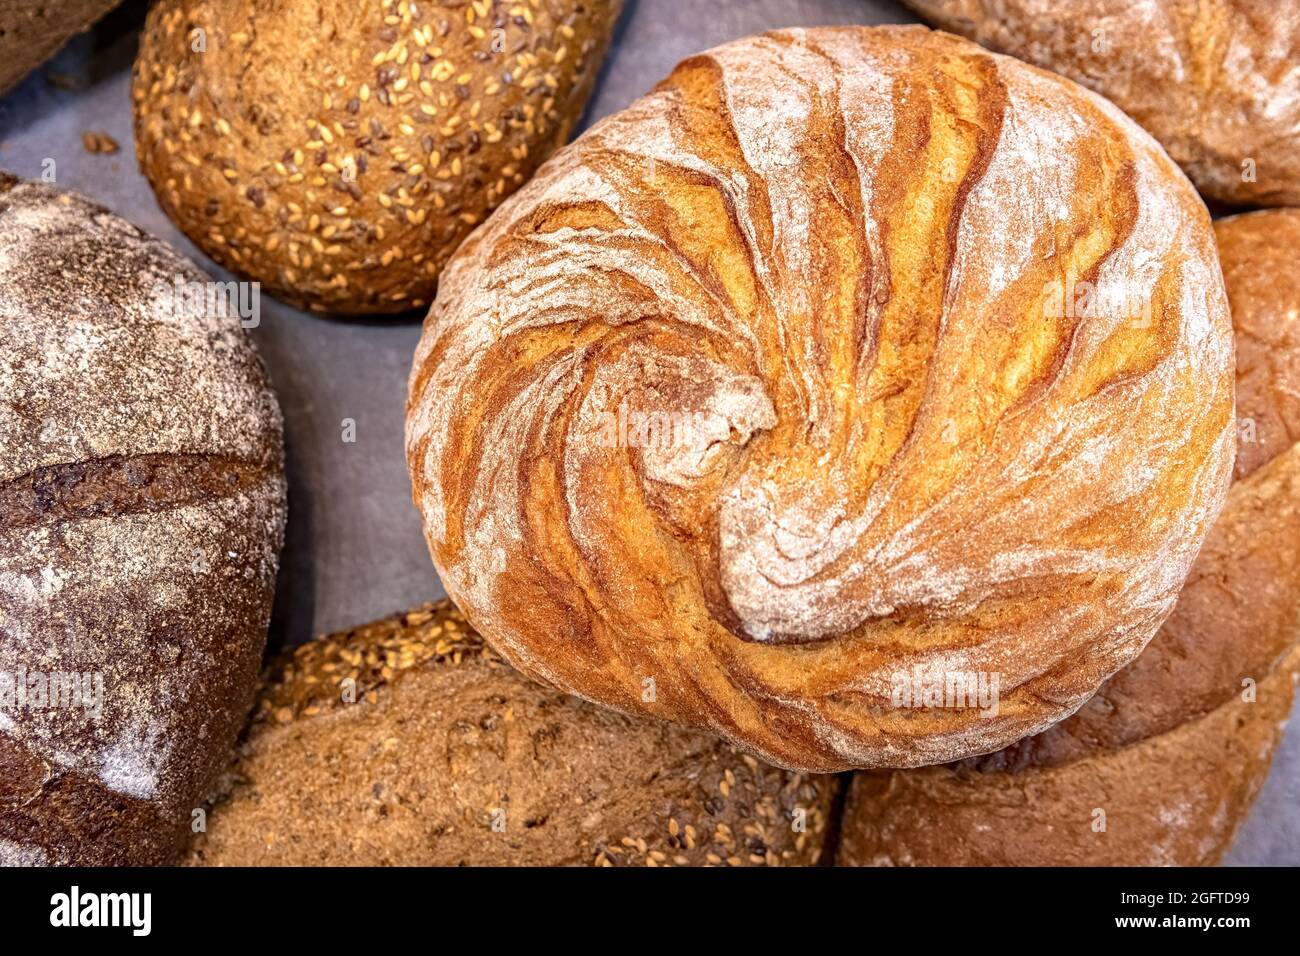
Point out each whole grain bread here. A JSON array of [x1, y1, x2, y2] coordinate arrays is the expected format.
[[132, 0, 623, 315], [838, 208, 1300, 866], [0, 1, 120, 95], [905, 0, 1300, 207], [188, 601, 837, 867], [0, 176, 286, 866]]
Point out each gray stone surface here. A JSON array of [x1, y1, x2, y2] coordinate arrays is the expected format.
[[0, 0, 1292, 865]]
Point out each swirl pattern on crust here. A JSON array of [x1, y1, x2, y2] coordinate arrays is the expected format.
[[967, 209, 1300, 773], [407, 26, 1235, 772]]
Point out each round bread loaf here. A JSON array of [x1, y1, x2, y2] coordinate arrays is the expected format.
[[132, 0, 623, 315], [904, 0, 1300, 207], [0, 176, 286, 866], [838, 207, 1300, 865], [406, 25, 1237, 773], [187, 601, 837, 867]]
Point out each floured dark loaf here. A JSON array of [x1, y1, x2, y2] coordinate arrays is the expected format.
[[0, 176, 286, 866]]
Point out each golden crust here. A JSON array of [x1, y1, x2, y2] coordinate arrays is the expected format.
[[972, 443, 1300, 771], [1219, 210, 1300, 478], [972, 210, 1300, 770], [131, 0, 621, 314], [906, 0, 1300, 206], [406, 25, 1236, 772], [840, 207, 1300, 863]]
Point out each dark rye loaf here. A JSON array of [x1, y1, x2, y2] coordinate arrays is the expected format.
[[188, 601, 837, 867], [0, 176, 286, 866]]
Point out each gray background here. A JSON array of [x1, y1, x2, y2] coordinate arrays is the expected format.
[[1, 0, 1293, 865]]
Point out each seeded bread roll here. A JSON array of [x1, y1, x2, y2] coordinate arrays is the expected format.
[[406, 25, 1236, 773], [904, 0, 1300, 207], [132, 0, 622, 315], [0, 176, 286, 866], [838, 208, 1300, 866], [188, 601, 837, 867], [0, 1, 120, 95]]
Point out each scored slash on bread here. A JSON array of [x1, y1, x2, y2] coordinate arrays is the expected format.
[[0, 177, 286, 866]]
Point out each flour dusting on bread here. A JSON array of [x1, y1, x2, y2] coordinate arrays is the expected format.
[[407, 26, 1235, 772]]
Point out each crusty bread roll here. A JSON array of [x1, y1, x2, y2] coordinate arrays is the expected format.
[[406, 26, 1236, 773], [188, 601, 838, 867], [132, 0, 622, 314], [838, 650, 1299, 866], [1220, 210, 1300, 481], [838, 208, 1300, 866], [904, 0, 1300, 207], [0, 177, 286, 866], [0, 0, 120, 95]]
